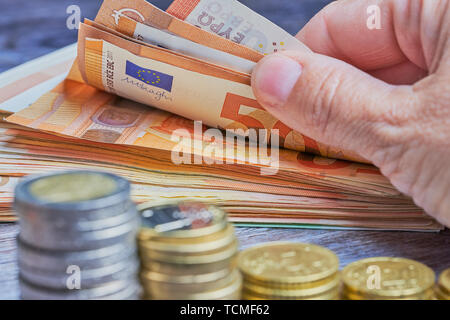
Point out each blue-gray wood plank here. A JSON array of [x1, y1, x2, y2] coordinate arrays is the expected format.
[[0, 0, 449, 300]]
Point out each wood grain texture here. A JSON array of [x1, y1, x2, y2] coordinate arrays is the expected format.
[[0, 0, 449, 300]]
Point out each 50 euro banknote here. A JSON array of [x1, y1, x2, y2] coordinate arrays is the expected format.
[[74, 17, 364, 163], [7, 0, 364, 163]]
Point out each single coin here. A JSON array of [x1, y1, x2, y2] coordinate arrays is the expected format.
[[19, 277, 136, 300], [437, 268, 450, 295], [141, 269, 234, 295], [19, 215, 139, 251], [242, 292, 269, 300], [242, 272, 340, 297], [140, 267, 232, 285], [55, 207, 138, 232], [148, 269, 242, 300], [98, 283, 140, 300], [28, 172, 118, 203], [142, 257, 236, 276], [434, 286, 450, 300], [15, 171, 131, 217], [140, 239, 239, 265], [342, 257, 435, 298], [139, 224, 235, 253], [17, 237, 137, 272], [140, 223, 233, 245], [19, 257, 139, 290], [243, 271, 340, 290], [138, 202, 227, 240], [238, 242, 339, 284], [341, 287, 436, 300], [243, 286, 340, 300], [19, 206, 137, 238]]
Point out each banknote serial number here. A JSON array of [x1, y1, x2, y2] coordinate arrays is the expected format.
[[180, 304, 270, 317], [105, 50, 115, 93]]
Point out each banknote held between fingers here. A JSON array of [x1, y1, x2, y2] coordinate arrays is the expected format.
[[250, 50, 407, 162], [251, 46, 450, 228]]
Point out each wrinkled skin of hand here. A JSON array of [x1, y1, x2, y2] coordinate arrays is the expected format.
[[251, 0, 450, 227]]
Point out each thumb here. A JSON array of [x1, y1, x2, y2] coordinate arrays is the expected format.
[[251, 51, 413, 161]]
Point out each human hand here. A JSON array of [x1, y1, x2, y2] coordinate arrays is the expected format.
[[251, 0, 450, 227]]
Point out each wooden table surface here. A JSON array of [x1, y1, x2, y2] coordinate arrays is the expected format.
[[0, 0, 449, 300]]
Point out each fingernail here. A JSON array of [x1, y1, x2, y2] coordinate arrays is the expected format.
[[252, 55, 302, 109]]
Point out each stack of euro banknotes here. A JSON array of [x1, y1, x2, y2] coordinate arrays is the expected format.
[[0, 0, 443, 231]]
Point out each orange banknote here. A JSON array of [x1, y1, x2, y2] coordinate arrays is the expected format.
[[0, 115, 440, 230], [89, 0, 365, 162], [0, 0, 442, 231], [7, 79, 378, 186], [74, 20, 365, 162], [3, 77, 440, 230]]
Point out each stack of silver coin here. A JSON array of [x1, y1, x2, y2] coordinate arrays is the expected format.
[[15, 171, 140, 300]]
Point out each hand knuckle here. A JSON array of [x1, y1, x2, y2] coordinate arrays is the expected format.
[[305, 69, 343, 134]]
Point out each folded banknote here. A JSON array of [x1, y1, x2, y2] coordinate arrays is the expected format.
[[66, 0, 361, 162], [1, 0, 442, 231]]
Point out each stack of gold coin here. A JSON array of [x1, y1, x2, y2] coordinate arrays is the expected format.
[[238, 242, 340, 300], [435, 268, 450, 300], [341, 257, 436, 300], [137, 202, 241, 300]]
